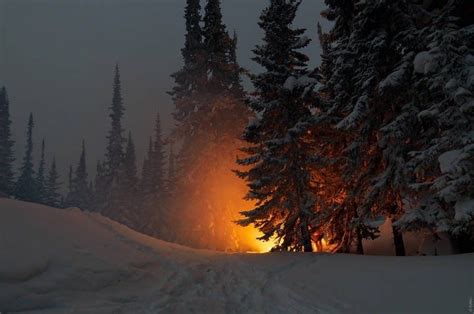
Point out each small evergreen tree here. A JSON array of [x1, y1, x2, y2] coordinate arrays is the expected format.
[[151, 112, 165, 201], [93, 160, 108, 212], [36, 139, 46, 204], [167, 144, 177, 195], [44, 157, 61, 208], [140, 137, 154, 205], [0, 87, 15, 196], [15, 113, 37, 202], [118, 132, 140, 226], [64, 164, 74, 208], [67, 141, 91, 210], [137, 114, 166, 235]]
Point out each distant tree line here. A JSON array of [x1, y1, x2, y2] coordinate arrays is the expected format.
[[0, 64, 173, 237]]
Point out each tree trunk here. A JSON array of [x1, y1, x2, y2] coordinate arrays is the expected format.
[[356, 228, 364, 255], [454, 233, 474, 253], [301, 224, 313, 252], [392, 225, 406, 256]]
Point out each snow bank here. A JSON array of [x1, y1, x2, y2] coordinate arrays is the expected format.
[[0, 199, 472, 313]]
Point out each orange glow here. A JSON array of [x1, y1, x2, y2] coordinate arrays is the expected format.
[[174, 141, 278, 253], [241, 226, 276, 253], [173, 121, 346, 253], [203, 165, 277, 253]]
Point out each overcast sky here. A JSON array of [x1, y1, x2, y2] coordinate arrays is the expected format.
[[0, 0, 329, 178]]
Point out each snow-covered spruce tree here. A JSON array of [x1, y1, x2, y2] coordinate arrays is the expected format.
[[36, 139, 46, 204], [236, 0, 318, 252], [106, 63, 125, 177], [316, 0, 473, 254], [0, 87, 15, 196], [394, 1, 474, 252], [15, 113, 37, 202], [44, 157, 62, 208], [315, 0, 432, 254]]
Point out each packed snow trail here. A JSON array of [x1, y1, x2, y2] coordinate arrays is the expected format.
[[0, 199, 472, 313]]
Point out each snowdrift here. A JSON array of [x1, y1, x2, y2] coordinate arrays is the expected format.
[[0, 198, 472, 313]]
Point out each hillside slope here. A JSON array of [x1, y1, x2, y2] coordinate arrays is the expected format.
[[0, 199, 472, 313]]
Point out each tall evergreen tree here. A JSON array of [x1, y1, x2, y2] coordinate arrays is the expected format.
[[36, 139, 46, 204], [314, 0, 413, 254], [105, 63, 125, 181], [15, 113, 37, 202], [168, 0, 248, 250], [392, 0, 474, 252], [0, 87, 15, 196], [44, 157, 61, 208], [236, 0, 318, 252], [314, 0, 474, 255], [103, 63, 126, 217]]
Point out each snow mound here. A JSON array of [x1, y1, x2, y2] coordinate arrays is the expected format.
[[0, 199, 473, 313]]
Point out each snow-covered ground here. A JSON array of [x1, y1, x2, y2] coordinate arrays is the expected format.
[[0, 198, 472, 313]]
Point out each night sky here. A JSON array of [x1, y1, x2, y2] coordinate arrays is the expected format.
[[0, 0, 329, 177]]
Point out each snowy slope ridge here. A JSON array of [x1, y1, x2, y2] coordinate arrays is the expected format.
[[0, 199, 472, 314]]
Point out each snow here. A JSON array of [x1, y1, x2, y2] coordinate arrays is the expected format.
[[336, 95, 368, 129], [378, 56, 413, 92], [455, 198, 474, 221], [413, 50, 442, 74], [438, 148, 464, 174], [1, 198, 473, 313], [454, 87, 473, 106], [283, 75, 317, 92], [283, 76, 297, 90]]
